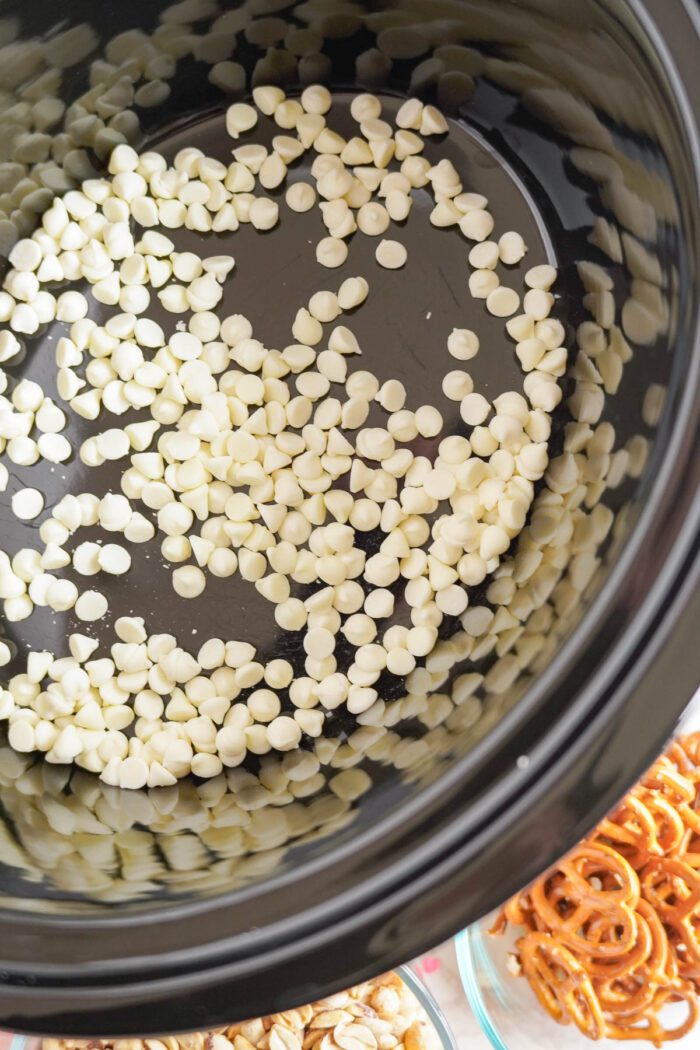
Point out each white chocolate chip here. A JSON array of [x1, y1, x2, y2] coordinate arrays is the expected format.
[[12, 488, 44, 520], [75, 590, 108, 621], [316, 237, 348, 269], [226, 103, 258, 139], [286, 182, 316, 212], [375, 240, 407, 269], [447, 328, 479, 360]]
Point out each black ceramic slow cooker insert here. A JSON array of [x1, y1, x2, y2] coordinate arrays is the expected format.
[[0, 0, 698, 1036]]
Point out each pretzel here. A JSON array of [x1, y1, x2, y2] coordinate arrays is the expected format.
[[667, 927, 700, 983], [594, 794, 662, 868], [677, 828, 700, 869], [638, 793, 687, 856], [676, 734, 700, 770], [650, 764, 700, 835], [637, 899, 676, 985], [518, 932, 606, 1040], [604, 983, 699, 1045], [666, 741, 700, 780], [530, 842, 640, 959], [595, 973, 659, 1023], [492, 732, 700, 1044], [641, 762, 700, 836], [593, 904, 674, 1020], [642, 760, 696, 805], [641, 857, 700, 922], [584, 901, 655, 981], [490, 894, 533, 935]]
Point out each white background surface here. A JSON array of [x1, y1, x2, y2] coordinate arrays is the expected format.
[[416, 940, 491, 1048]]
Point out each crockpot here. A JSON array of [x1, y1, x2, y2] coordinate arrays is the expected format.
[[0, 0, 698, 1036]]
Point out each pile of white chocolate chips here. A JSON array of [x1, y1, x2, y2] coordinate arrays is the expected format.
[[0, 85, 573, 789]]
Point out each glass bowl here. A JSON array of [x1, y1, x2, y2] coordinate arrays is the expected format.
[[400, 965, 458, 1050], [4, 965, 456, 1050], [456, 921, 698, 1049]]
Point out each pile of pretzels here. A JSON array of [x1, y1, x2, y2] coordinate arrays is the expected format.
[[495, 733, 700, 1044]]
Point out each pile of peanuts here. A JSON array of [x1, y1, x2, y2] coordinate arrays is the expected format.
[[41, 971, 443, 1050]]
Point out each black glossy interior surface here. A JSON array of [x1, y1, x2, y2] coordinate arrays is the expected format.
[[0, 0, 697, 1035]]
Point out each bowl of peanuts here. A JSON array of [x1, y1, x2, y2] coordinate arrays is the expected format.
[[5, 969, 455, 1050], [457, 731, 700, 1048]]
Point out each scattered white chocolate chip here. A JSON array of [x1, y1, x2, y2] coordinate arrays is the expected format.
[[316, 237, 348, 268], [285, 182, 316, 213], [11, 488, 44, 520], [75, 590, 108, 621], [448, 328, 479, 360], [498, 231, 527, 265], [375, 239, 407, 269], [225, 103, 258, 139], [486, 286, 520, 318]]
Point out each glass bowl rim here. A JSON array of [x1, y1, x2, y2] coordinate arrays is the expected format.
[[455, 926, 505, 1050]]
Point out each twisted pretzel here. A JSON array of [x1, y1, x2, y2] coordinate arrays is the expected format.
[[641, 857, 700, 926], [594, 794, 663, 868], [604, 982, 699, 1045], [666, 741, 700, 780], [518, 932, 606, 1040], [639, 793, 687, 857], [676, 829, 700, 870], [530, 842, 640, 959], [584, 900, 656, 981], [642, 762, 695, 804]]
